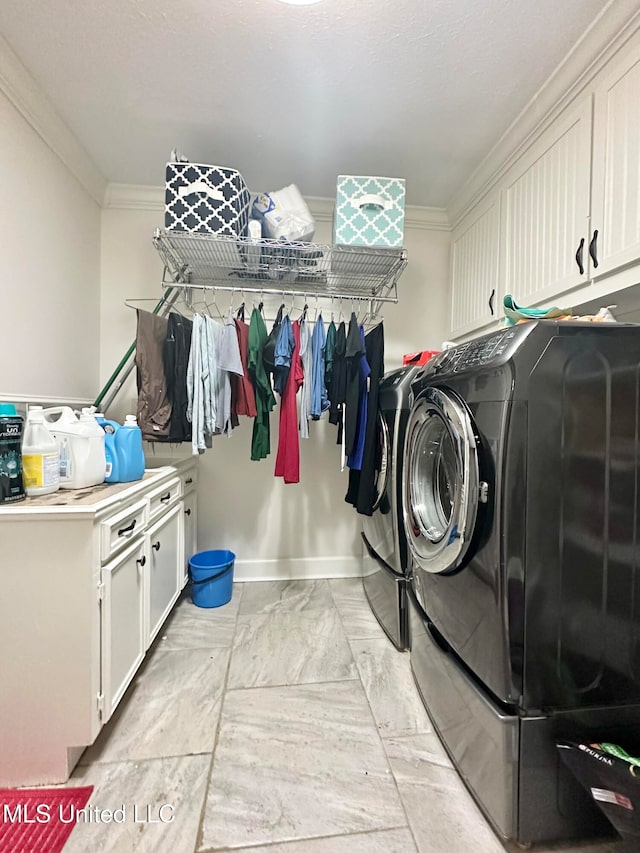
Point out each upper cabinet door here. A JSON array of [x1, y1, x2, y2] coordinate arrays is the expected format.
[[591, 41, 640, 281], [450, 189, 502, 338], [503, 94, 593, 307]]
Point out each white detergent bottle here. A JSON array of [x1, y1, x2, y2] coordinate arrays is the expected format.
[[42, 406, 107, 489], [78, 409, 108, 486], [22, 406, 60, 496]]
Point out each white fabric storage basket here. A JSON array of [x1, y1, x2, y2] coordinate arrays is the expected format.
[[333, 175, 406, 248], [165, 162, 251, 236]]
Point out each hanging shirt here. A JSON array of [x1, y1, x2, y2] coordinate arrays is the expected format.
[[273, 315, 295, 396], [248, 307, 276, 461], [346, 325, 370, 471], [311, 314, 330, 420], [186, 314, 205, 455], [344, 312, 366, 458], [345, 322, 385, 513], [202, 315, 223, 437], [275, 320, 303, 484], [216, 308, 244, 437], [299, 318, 312, 439], [325, 319, 336, 400], [232, 317, 258, 418], [163, 312, 193, 443], [328, 320, 347, 442]]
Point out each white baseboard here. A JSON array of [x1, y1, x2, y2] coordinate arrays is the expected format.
[[233, 555, 369, 582]]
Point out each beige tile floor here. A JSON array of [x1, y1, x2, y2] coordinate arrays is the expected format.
[[58, 579, 639, 853]]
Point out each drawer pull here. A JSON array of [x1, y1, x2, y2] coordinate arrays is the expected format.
[[184, 508, 192, 516], [160, 492, 171, 504], [185, 477, 193, 485], [136, 555, 146, 567], [118, 519, 137, 537], [152, 541, 161, 552]]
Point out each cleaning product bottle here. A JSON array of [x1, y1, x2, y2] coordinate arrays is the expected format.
[[0, 403, 26, 504], [115, 415, 145, 482], [79, 408, 107, 483], [42, 406, 106, 489], [95, 413, 120, 483], [22, 406, 60, 497]]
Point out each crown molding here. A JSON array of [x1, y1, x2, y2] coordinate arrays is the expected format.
[[104, 184, 450, 231], [448, 0, 640, 226], [0, 34, 107, 205], [103, 183, 165, 210]]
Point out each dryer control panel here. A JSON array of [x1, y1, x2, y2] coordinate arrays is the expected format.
[[420, 328, 523, 379]]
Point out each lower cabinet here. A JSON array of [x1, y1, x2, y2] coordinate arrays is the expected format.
[[146, 503, 182, 647], [182, 490, 197, 587], [100, 538, 146, 722], [0, 465, 195, 787]]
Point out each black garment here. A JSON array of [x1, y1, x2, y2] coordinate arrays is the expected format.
[[345, 322, 385, 514], [163, 312, 193, 443], [328, 320, 347, 443], [344, 312, 366, 457]]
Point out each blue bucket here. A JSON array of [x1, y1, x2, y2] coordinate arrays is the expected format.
[[188, 549, 235, 608]]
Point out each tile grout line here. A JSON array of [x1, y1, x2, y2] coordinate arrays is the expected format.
[[331, 578, 422, 853], [192, 582, 246, 853], [196, 822, 414, 853]]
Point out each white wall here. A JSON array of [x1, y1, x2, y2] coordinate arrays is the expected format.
[[0, 88, 101, 402], [100, 195, 451, 578]]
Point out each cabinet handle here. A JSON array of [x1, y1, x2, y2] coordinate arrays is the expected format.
[[184, 508, 192, 516], [152, 541, 161, 551], [575, 237, 585, 274], [589, 229, 599, 268], [160, 492, 171, 503], [136, 555, 146, 567], [185, 478, 193, 485], [488, 289, 495, 316], [118, 518, 137, 536]]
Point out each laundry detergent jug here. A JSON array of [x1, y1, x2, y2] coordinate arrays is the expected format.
[[115, 415, 145, 482], [94, 413, 120, 483], [42, 406, 106, 489]]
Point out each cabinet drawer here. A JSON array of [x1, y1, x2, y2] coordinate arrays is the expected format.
[[180, 466, 197, 495], [100, 498, 147, 563], [147, 477, 182, 523]]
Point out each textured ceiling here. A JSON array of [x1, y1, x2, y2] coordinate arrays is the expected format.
[[0, 0, 610, 206]]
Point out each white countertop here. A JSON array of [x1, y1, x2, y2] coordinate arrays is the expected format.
[[0, 467, 175, 519]]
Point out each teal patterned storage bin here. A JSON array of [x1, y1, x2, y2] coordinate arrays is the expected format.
[[334, 175, 406, 248]]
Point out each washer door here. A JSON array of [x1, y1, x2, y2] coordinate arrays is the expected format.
[[403, 386, 480, 575], [372, 411, 390, 512]]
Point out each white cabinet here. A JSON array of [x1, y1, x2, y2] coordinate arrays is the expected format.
[[0, 466, 190, 787], [502, 94, 593, 306], [146, 504, 181, 646], [450, 190, 502, 338], [449, 29, 640, 340], [182, 490, 197, 587], [590, 42, 640, 281], [100, 538, 146, 722]]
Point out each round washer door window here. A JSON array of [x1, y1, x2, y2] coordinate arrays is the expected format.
[[403, 386, 480, 574], [371, 411, 390, 512]]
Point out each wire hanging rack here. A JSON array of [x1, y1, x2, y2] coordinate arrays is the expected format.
[[152, 228, 407, 320]]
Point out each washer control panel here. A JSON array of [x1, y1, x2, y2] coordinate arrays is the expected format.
[[423, 329, 519, 377]]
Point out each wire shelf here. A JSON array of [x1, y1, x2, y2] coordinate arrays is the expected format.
[[152, 228, 407, 306]]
